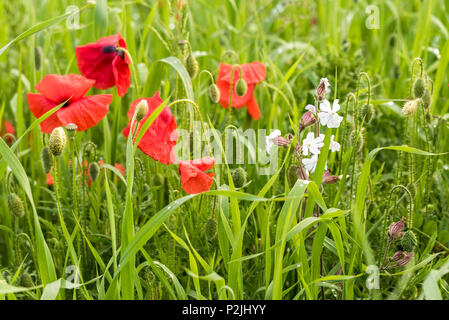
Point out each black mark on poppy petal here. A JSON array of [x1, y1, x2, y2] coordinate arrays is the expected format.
[[102, 45, 117, 54]]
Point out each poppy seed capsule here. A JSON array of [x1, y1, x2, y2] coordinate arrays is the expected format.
[[413, 78, 426, 98], [230, 167, 247, 188], [135, 100, 148, 121], [49, 127, 67, 157], [401, 230, 418, 252], [65, 123, 78, 138], [7, 193, 25, 218], [236, 78, 248, 96], [186, 54, 199, 79], [208, 84, 220, 104], [89, 162, 100, 182], [205, 218, 217, 240], [41, 147, 52, 174]]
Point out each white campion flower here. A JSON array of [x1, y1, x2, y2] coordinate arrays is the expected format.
[[302, 132, 324, 156], [305, 104, 316, 113], [318, 99, 343, 128], [329, 135, 341, 152], [302, 155, 318, 173], [265, 129, 281, 154]]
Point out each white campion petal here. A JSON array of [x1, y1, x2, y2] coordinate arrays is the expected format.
[[305, 104, 316, 113], [332, 99, 340, 112], [266, 129, 281, 154], [319, 99, 332, 113], [330, 135, 341, 152], [302, 155, 318, 173]]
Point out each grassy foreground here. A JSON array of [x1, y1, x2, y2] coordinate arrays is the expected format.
[[0, 0, 449, 300]]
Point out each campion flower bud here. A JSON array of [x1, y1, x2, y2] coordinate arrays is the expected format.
[[413, 78, 426, 98], [230, 167, 247, 188], [388, 217, 405, 238], [41, 147, 52, 174], [236, 78, 248, 96], [152, 173, 165, 187], [65, 123, 78, 138], [272, 136, 291, 148], [421, 89, 431, 109], [360, 104, 375, 124], [19, 273, 34, 288], [391, 251, 404, 262], [208, 84, 220, 104], [135, 100, 148, 121], [316, 77, 330, 100], [7, 193, 25, 218], [89, 162, 100, 182], [395, 252, 413, 267], [296, 164, 309, 181], [49, 127, 67, 157], [322, 171, 339, 184], [402, 99, 419, 115], [34, 46, 43, 70], [205, 218, 217, 240], [299, 111, 316, 132], [401, 230, 417, 252], [186, 53, 199, 79]]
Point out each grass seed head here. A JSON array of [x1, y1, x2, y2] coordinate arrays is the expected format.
[[402, 99, 419, 115]]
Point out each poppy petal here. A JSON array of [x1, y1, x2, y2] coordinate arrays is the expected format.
[[246, 97, 261, 120], [26, 93, 62, 133], [178, 157, 215, 194], [57, 94, 113, 131], [76, 44, 116, 90], [35, 74, 95, 103], [218, 62, 266, 85], [112, 55, 131, 97]]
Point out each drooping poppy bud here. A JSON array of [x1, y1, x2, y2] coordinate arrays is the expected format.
[[421, 89, 431, 109], [186, 53, 199, 79], [89, 162, 100, 182], [360, 104, 375, 124], [135, 99, 149, 122], [413, 78, 425, 98], [388, 217, 405, 238], [208, 84, 220, 104], [230, 167, 247, 188], [235, 78, 248, 96], [7, 193, 25, 218], [152, 172, 165, 187], [401, 230, 418, 252], [49, 127, 67, 157], [41, 147, 52, 174]]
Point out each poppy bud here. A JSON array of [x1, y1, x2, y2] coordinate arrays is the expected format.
[[178, 39, 188, 56], [65, 123, 78, 138], [322, 171, 339, 184], [89, 162, 100, 182], [299, 111, 316, 132], [230, 167, 247, 188], [205, 218, 217, 241], [402, 99, 419, 115], [359, 104, 375, 124], [388, 217, 405, 238], [41, 147, 53, 174], [421, 89, 431, 109], [7, 193, 25, 218], [413, 78, 426, 98], [395, 252, 413, 267], [135, 100, 148, 121], [152, 173, 165, 187], [34, 46, 43, 71], [401, 230, 417, 252], [49, 127, 67, 157], [236, 78, 248, 96], [186, 53, 199, 79], [208, 84, 220, 104], [349, 128, 365, 152], [19, 273, 34, 288]]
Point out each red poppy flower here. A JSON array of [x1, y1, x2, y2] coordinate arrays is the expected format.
[[26, 74, 113, 134], [76, 34, 131, 97], [178, 157, 215, 194], [1, 120, 15, 145], [216, 62, 266, 120], [122, 93, 178, 165]]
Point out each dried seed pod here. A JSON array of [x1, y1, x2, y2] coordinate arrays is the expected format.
[[7, 193, 25, 218], [49, 127, 67, 157]]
